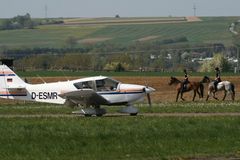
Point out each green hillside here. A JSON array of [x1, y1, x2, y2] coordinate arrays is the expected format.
[[0, 17, 239, 50], [88, 19, 232, 45], [89, 16, 239, 46], [0, 25, 103, 48]]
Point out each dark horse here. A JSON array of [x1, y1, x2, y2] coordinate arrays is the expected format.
[[168, 76, 204, 102], [202, 76, 235, 101]]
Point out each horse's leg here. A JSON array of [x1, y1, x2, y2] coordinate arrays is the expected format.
[[192, 90, 196, 101], [180, 91, 185, 101], [197, 89, 201, 98], [199, 83, 204, 98], [176, 91, 180, 102], [206, 91, 210, 101], [213, 92, 219, 100], [232, 91, 235, 101], [222, 91, 227, 101], [231, 84, 235, 101]]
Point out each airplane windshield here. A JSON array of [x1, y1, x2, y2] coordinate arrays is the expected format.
[[96, 78, 118, 91], [74, 81, 93, 89]]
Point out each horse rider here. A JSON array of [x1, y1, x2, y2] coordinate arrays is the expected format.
[[182, 69, 189, 92], [214, 67, 221, 91]]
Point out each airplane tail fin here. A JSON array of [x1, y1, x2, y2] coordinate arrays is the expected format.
[[0, 65, 27, 89]]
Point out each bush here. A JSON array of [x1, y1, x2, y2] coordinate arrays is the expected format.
[[200, 54, 231, 72], [0, 13, 36, 30]]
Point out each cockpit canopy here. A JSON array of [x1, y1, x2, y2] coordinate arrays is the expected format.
[[73, 77, 119, 92]]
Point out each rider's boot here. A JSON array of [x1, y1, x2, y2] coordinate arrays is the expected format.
[[214, 85, 217, 92], [181, 84, 185, 92]]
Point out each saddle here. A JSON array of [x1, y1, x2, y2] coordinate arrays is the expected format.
[[213, 80, 220, 91], [182, 83, 189, 92]]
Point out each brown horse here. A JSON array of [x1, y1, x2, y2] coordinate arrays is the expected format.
[[168, 77, 204, 102]]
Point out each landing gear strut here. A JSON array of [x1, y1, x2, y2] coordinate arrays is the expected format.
[[72, 107, 106, 117]]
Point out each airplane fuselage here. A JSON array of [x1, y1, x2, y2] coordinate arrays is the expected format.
[[0, 78, 146, 105]]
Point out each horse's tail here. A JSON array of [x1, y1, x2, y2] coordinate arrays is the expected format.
[[231, 83, 235, 100], [199, 83, 204, 98]]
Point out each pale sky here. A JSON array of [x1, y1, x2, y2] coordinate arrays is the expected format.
[[0, 0, 240, 18]]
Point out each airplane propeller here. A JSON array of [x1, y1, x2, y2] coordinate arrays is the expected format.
[[144, 86, 155, 107], [147, 92, 152, 107]]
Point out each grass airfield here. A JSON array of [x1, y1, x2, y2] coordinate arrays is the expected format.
[[1, 102, 240, 159]]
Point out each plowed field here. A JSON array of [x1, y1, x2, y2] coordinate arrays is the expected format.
[[26, 76, 240, 103]]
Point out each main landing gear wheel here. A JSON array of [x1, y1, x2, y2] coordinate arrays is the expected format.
[[95, 108, 106, 117], [84, 114, 92, 117], [119, 105, 138, 116], [130, 113, 138, 116]]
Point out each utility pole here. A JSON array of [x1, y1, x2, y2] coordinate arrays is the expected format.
[[236, 45, 239, 73], [233, 45, 239, 73], [229, 19, 239, 73], [44, 5, 48, 19], [193, 4, 196, 16]]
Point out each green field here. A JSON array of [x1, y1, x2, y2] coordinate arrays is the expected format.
[[1, 101, 240, 115], [87, 17, 235, 46], [1, 116, 240, 160], [0, 25, 103, 48], [0, 17, 239, 49], [0, 102, 240, 159]]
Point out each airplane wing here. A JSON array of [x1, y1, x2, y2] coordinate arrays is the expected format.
[[59, 89, 110, 106]]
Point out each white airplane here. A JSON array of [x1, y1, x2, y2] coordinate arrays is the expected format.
[[0, 65, 155, 116]]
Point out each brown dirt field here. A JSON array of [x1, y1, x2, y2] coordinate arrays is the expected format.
[[26, 76, 240, 103], [186, 16, 202, 22]]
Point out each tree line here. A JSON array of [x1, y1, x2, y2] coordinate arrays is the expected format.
[[1, 41, 236, 72], [0, 13, 63, 30], [14, 51, 234, 73]]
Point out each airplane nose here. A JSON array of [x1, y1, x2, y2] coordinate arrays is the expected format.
[[144, 86, 155, 94]]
